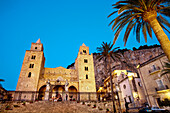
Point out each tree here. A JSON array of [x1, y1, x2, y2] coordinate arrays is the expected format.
[[161, 60, 170, 76], [108, 0, 170, 61], [96, 42, 122, 113], [0, 79, 4, 87]]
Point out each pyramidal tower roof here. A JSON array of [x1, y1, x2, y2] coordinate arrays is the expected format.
[[82, 43, 86, 46], [36, 38, 41, 44]]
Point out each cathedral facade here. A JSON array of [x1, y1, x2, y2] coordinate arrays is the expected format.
[[16, 39, 96, 101]]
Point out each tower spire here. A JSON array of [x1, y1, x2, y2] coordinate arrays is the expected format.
[[36, 38, 41, 44], [82, 43, 86, 46]]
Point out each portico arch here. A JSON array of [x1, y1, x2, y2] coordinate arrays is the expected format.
[[38, 85, 46, 100], [52, 85, 65, 98], [68, 86, 77, 100]]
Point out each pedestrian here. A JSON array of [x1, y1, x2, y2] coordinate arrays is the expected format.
[[66, 94, 68, 101], [52, 96, 55, 102], [125, 102, 129, 113]]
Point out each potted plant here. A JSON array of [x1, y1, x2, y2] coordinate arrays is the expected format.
[[92, 104, 96, 108], [30, 100, 33, 103], [98, 107, 103, 110], [22, 101, 26, 105], [106, 108, 110, 113], [82, 101, 85, 105], [87, 104, 91, 106], [5, 105, 12, 110], [13, 105, 20, 107], [77, 101, 80, 103]]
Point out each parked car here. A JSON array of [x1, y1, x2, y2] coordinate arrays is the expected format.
[[139, 107, 169, 113], [151, 107, 169, 113], [139, 107, 152, 113]]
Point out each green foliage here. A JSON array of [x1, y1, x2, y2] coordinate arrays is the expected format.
[[108, 0, 170, 46], [106, 108, 109, 111], [158, 98, 170, 107], [161, 60, 170, 76]]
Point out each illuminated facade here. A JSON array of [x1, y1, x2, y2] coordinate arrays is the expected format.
[[138, 53, 170, 107], [102, 70, 146, 111], [16, 39, 96, 101]]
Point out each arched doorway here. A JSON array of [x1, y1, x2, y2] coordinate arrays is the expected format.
[[52, 85, 65, 99], [68, 86, 77, 101], [38, 85, 46, 100]]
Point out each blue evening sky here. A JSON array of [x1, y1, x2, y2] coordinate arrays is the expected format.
[[0, 0, 169, 90]]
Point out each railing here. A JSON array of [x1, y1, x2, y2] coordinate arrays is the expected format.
[[2, 91, 113, 102], [155, 85, 169, 91], [148, 66, 160, 74]]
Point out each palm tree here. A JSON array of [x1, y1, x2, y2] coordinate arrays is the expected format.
[[108, 0, 170, 61], [96, 42, 122, 113], [161, 60, 170, 76]]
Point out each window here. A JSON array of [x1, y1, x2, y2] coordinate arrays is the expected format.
[[138, 82, 142, 87], [29, 64, 34, 68], [84, 59, 88, 63], [28, 72, 31, 77], [156, 79, 164, 89], [35, 47, 37, 49], [85, 67, 88, 71], [86, 74, 88, 79], [152, 65, 157, 70], [31, 55, 36, 59], [83, 50, 86, 53], [123, 84, 126, 89]]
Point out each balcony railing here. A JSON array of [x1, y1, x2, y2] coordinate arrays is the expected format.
[[149, 66, 161, 74], [155, 85, 169, 91]]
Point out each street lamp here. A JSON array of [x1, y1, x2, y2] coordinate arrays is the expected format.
[[128, 72, 134, 80]]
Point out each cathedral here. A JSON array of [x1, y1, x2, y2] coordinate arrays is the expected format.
[[16, 39, 96, 101]]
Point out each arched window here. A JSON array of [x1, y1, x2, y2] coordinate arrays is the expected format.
[[28, 72, 31, 77], [85, 67, 88, 71], [86, 74, 88, 79]]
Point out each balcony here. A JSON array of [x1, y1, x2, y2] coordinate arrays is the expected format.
[[148, 66, 161, 75], [155, 85, 169, 92]]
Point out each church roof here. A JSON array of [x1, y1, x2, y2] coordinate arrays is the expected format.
[[36, 38, 41, 44]]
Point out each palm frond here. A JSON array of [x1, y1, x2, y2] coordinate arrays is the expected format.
[[142, 22, 147, 42]]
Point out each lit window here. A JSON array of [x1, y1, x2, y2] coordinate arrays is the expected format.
[[85, 67, 88, 71], [84, 59, 88, 63], [29, 64, 34, 68], [86, 74, 88, 79], [28, 72, 31, 77]]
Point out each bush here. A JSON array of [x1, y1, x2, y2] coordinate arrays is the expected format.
[[106, 108, 109, 111], [13, 105, 20, 107], [92, 104, 96, 108], [98, 107, 103, 110]]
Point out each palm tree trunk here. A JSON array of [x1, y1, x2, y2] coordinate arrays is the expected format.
[[148, 18, 170, 61], [108, 56, 116, 113]]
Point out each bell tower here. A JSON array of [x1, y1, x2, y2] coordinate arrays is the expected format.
[[16, 39, 45, 93], [75, 43, 96, 100]]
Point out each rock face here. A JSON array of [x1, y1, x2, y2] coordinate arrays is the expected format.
[[67, 45, 164, 91], [93, 45, 164, 90]]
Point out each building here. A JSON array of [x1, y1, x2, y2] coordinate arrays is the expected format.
[[15, 39, 96, 101], [101, 70, 146, 112], [138, 53, 170, 107]]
